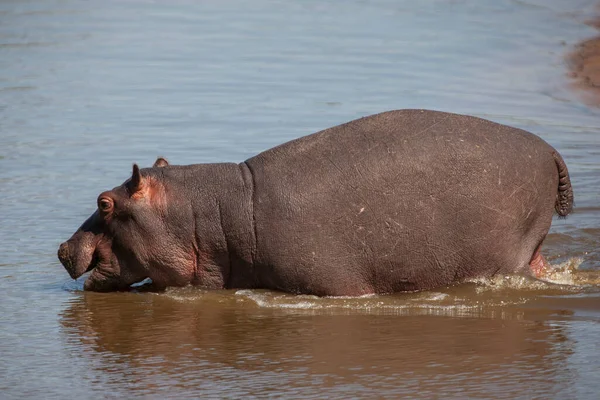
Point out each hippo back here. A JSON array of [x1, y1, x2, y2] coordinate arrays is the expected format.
[[244, 110, 558, 295]]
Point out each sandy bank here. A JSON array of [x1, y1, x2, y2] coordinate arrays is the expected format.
[[568, 17, 600, 106]]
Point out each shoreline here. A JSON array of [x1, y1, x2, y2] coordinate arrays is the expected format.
[[567, 16, 600, 106]]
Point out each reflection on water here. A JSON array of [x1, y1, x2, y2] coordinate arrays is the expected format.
[[60, 288, 574, 398], [1, 0, 600, 398], [57, 272, 600, 398]]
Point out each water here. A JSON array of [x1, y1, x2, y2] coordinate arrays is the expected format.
[[1, 0, 600, 398]]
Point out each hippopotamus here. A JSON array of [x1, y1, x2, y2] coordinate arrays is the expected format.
[[58, 110, 573, 294]]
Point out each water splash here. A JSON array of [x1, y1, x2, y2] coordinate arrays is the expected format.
[[541, 257, 600, 286], [231, 257, 600, 316], [233, 288, 527, 318]]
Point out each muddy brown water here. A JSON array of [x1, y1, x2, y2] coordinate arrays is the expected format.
[[1, 0, 600, 398]]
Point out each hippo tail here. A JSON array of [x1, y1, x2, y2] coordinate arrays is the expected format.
[[552, 150, 574, 217]]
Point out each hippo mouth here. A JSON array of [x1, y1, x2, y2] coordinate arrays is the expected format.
[[58, 240, 154, 291]]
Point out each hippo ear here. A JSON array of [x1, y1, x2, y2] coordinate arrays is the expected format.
[[128, 163, 144, 195], [153, 157, 169, 168]]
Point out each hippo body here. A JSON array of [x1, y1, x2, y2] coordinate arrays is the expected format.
[[58, 110, 573, 294]]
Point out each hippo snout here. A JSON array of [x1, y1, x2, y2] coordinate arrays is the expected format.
[[57, 242, 70, 266], [58, 242, 76, 279], [58, 238, 96, 280]]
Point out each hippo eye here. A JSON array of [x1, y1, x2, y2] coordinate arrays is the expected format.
[[98, 197, 114, 213]]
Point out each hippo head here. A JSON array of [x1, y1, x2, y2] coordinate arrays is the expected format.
[[58, 158, 197, 291]]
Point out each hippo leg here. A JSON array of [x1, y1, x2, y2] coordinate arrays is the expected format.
[[529, 244, 549, 278]]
